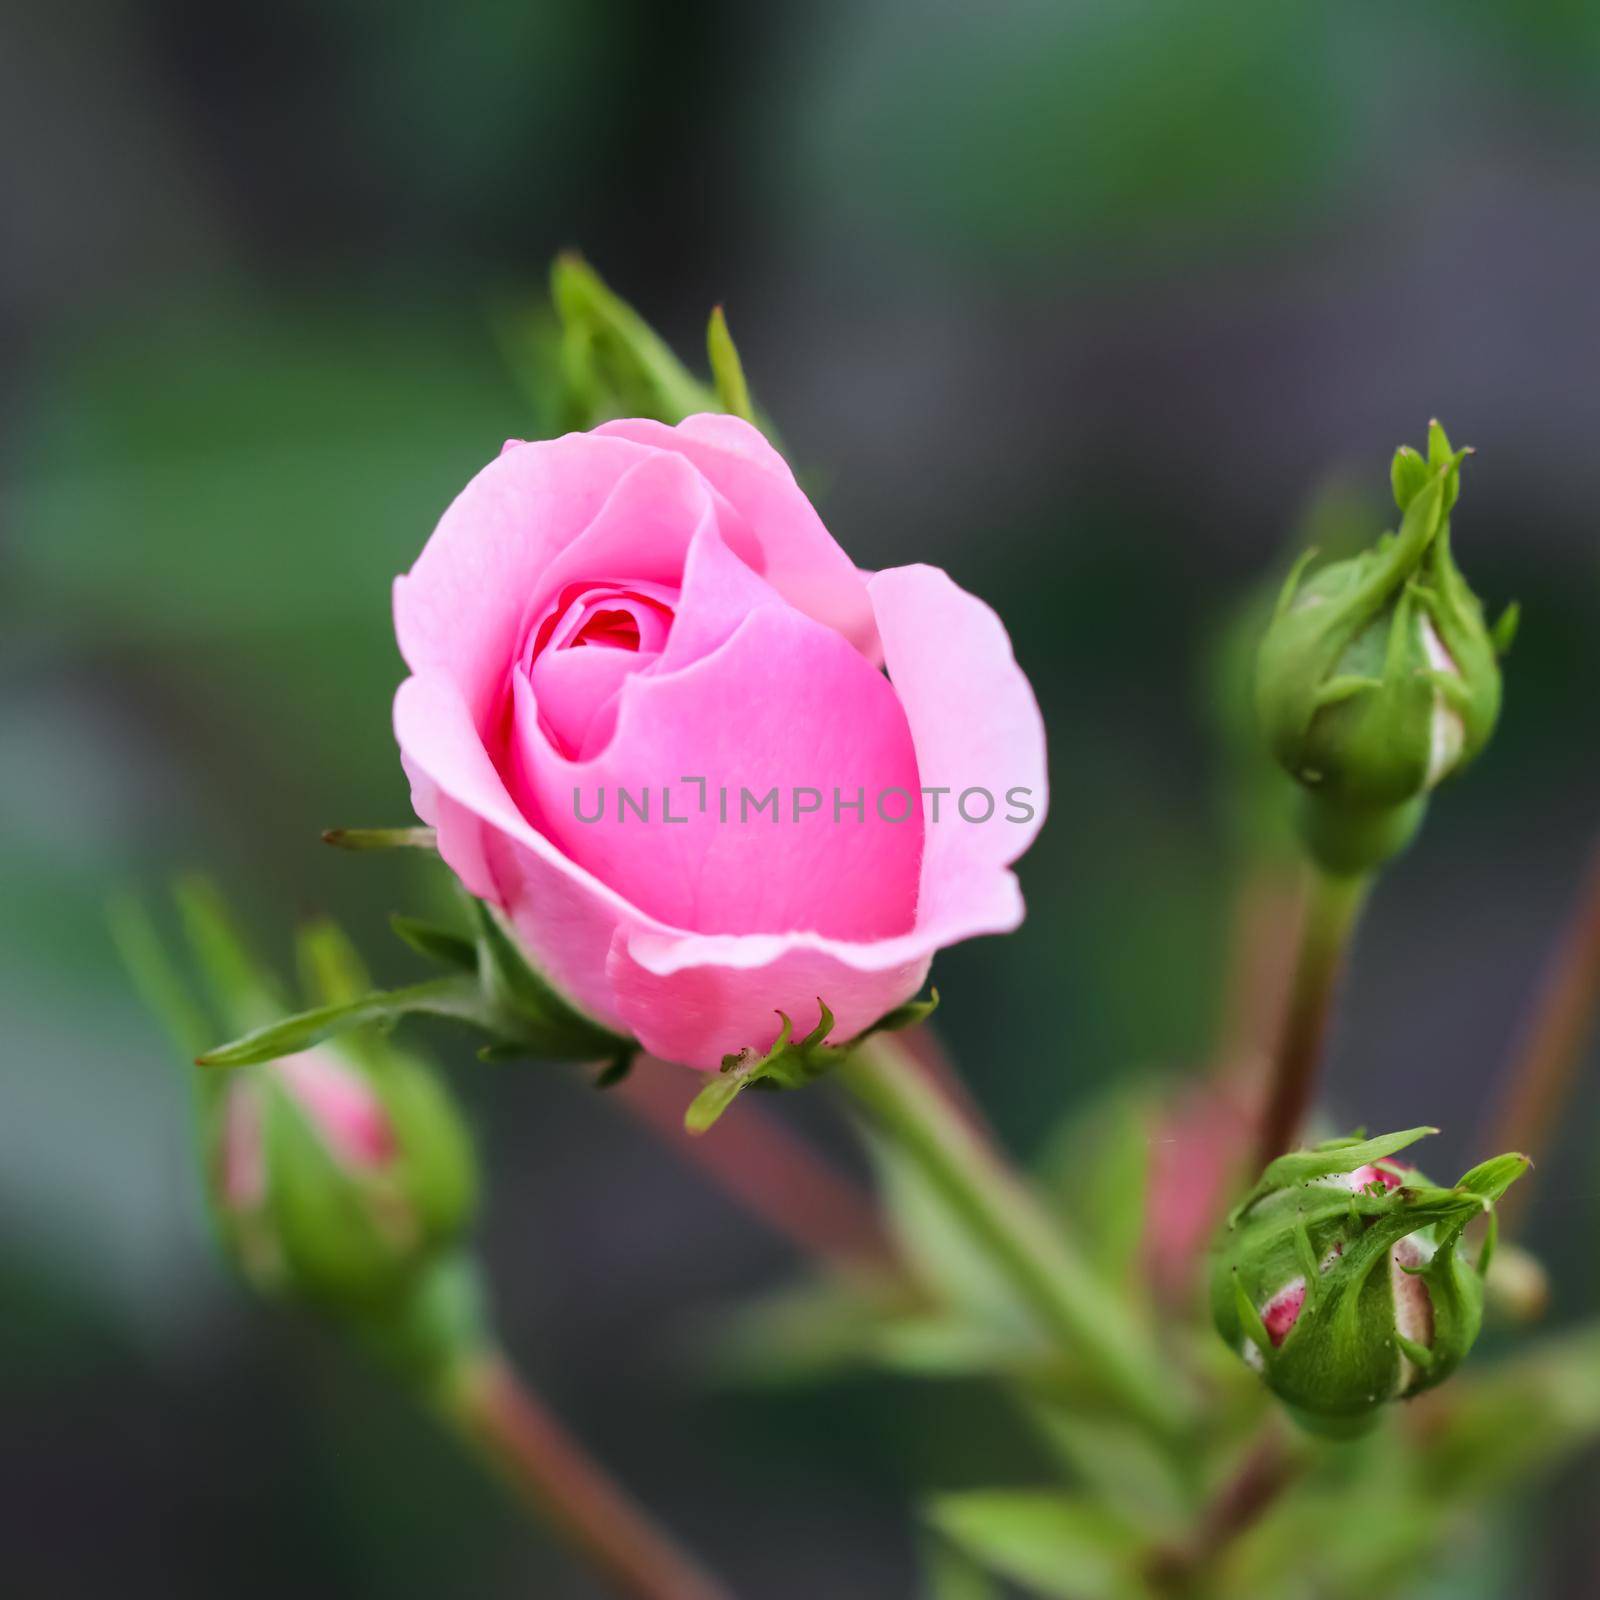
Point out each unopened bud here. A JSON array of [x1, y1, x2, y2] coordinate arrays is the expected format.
[[1256, 422, 1512, 875], [1211, 1128, 1527, 1436], [209, 1043, 476, 1313]]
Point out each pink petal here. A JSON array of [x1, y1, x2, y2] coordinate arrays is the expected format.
[[220, 1080, 266, 1208], [595, 415, 878, 655], [530, 642, 661, 759], [511, 602, 925, 941], [1262, 1278, 1307, 1346], [394, 431, 655, 723], [276, 1051, 395, 1169], [608, 932, 932, 1069]]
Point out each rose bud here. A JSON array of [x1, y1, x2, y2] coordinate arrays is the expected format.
[[1210, 1128, 1528, 1437], [1255, 421, 1514, 875], [392, 413, 1046, 1069], [208, 1042, 477, 1313]]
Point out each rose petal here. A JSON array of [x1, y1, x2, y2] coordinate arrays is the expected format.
[[595, 414, 878, 655], [512, 603, 925, 940]]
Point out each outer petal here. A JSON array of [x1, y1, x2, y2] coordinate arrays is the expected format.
[[607, 933, 931, 1069], [595, 414, 878, 655], [868, 561, 1048, 892], [394, 431, 654, 723], [394, 673, 631, 1030]]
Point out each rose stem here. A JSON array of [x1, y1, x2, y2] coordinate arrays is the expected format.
[[834, 1033, 1190, 1441], [439, 1351, 732, 1600], [1214, 861, 1305, 1083], [1251, 867, 1372, 1175], [612, 1058, 898, 1278], [1148, 1424, 1300, 1591], [1481, 836, 1600, 1230]]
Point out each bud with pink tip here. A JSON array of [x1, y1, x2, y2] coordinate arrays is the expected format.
[[1211, 1128, 1527, 1436], [209, 1041, 476, 1312]]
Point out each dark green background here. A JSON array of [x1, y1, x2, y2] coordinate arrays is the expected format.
[[4, 2, 1598, 1594]]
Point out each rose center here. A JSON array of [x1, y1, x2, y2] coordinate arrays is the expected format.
[[518, 580, 679, 760]]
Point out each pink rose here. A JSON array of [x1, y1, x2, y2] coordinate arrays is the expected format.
[[392, 414, 1046, 1068]]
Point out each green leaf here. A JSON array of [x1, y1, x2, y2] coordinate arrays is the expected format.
[[295, 918, 374, 1008], [1026, 1402, 1192, 1536], [321, 826, 438, 852], [866, 1124, 1041, 1347], [106, 893, 214, 1059], [706, 306, 755, 423], [925, 1491, 1148, 1600], [197, 974, 491, 1067], [173, 876, 285, 1033], [390, 913, 478, 972], [469, 898, 634, 1061], [1035, 1085, 1152, 1297], [920, 1534, 1005, 1600]]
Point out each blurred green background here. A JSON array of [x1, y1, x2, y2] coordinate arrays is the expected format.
[[4, 2, 1599, 1594]]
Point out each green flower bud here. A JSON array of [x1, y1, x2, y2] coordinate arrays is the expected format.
[[1256, 422, 1513, 875], [207, 1040, 477, 1315], [1210, 1128, 1527, 1437]]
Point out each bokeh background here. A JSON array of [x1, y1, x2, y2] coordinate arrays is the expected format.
[[4, 2, 1599, 1595]]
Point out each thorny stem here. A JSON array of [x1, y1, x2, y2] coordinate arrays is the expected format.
[[1252, 868, 1372, 1175], [440, 1353, 733, 1600], [1482, 837, 1600, 1232]]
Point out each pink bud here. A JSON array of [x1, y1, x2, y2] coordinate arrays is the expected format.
[[1262, 1279, 1307, 1347], [276, 1051, 397, 1169], [220, 1080, 266, 1208]]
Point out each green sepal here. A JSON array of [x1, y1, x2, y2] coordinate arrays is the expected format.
[[706, 306, 755, 423], [683, 989, 939, 1134], [551, 253, 717, 427], [467, 898, 634, 1061], [1229, 1125, 1438, 1224], [867, 988, 941, 1034], [322, 826, 438, 852], [389, 913, 478, 972], [1491, 600, 1521, 656], [685, 1007, 830, 1135], [196, 974, 493, 1067], [593, 1053, 635, 1090], [199, 896, 636, 1069], [107, 892, 216, 1060]]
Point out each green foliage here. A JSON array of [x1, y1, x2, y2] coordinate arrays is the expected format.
[[925, 1491, 1148, 1600]]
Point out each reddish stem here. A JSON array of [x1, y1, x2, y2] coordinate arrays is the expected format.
[[447, 1354, 733, 1600], [1252, 868, 1371, 1175], [612, 1058, 898, 1276], [1482, 837, 1600, 1229]]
